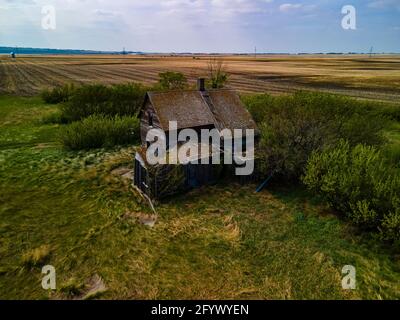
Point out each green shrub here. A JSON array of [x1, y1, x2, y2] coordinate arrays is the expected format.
[[41, 84, 76, 104], [60, 83, 147, 122], [381, 211, 400, 242], [374, 104, 400, 122], [244, 91, 400, 123], [60, 115, 140, 150], [384, 144, 400, 169], [157, 71, 188, 90], [241, 93, 276, 124], [244, 91, 388, 180], [302, 141, 400, 241], [41, 110, 69, 124], [147, 165, 186, 199]]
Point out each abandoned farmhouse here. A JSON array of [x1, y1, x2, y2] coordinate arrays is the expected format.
[[134, 79, 259, 199]]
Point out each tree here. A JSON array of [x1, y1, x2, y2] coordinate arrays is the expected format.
[[207, 58, 229, 89], [249, 92, 388, 181], [158, 71, 188, 90]]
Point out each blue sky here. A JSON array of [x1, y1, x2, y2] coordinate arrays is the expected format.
[[0, 0, 399, 53]]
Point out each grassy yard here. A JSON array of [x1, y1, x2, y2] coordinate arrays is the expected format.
[[0, 96, 399, 299]]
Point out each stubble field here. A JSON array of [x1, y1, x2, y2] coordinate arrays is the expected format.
[[1, 54, 400, 102]]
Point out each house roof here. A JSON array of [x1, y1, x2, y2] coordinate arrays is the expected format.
[[207, 90, 258, 131], [143, 89, 258, 133], [145, 91, 216, 130]]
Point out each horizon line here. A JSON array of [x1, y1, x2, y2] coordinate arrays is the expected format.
[[1, 45, 400, 56]]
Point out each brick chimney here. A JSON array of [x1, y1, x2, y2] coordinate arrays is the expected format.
[[197, 78, 206, 92]]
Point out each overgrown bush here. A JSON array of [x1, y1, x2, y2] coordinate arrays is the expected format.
[[384, 143, 400, 169], [244, 92, 389, 180], [147, 165, 186, 199], [157, 71, 188, 90], [242, 93, 276, 124], [60, 83, 147, 122], [60, 115, 139, 150], [374, 104, 400, 122], [208, 58, 229, 89], [302, 141, 400, 242], [41, 84, 76, 104], [41, 110, 69, 125]]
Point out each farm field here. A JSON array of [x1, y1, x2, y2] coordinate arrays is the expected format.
[[1, 54, 400, 102], [0, 96, 400, 300]]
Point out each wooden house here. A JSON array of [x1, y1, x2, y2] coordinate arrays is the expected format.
[[134, 79, 259, 199]]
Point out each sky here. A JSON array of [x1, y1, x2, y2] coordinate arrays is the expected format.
[[0, 0, 399, 53]]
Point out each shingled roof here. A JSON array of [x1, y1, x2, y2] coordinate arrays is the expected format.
[[206, 90, 258, 131], [143, 89, 258, 133], [145, 91, 215, 130]]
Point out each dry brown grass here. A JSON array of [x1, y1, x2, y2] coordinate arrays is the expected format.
[[1, 54, 400, 102], [21, 245, 52, 267]]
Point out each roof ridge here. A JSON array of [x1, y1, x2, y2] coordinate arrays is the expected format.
[[199, 91, 224, 131]]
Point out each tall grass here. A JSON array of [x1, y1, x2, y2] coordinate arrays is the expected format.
[[60, 115, 139, 150]]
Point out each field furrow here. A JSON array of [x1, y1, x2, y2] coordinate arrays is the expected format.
[[1, 55, 399, 103]]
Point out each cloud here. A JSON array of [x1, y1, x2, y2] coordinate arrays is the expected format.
[[279, 3, 302, 12], [279, 2, 316, 13], [94, 9, 120, 18], [210, 0, 273, 16], [2, 0, 36, 5], [368, 0, 400, 10]]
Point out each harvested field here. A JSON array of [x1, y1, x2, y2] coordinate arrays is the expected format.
[[1, 54, 400, 102]]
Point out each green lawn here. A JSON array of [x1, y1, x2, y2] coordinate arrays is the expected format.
[[0, 96, 399, 299]]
